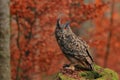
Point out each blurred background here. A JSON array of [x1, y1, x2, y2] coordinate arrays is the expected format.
[[10, 0, 120, 80]]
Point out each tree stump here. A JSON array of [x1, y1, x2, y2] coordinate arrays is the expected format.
[[56, 65, 119, 80]]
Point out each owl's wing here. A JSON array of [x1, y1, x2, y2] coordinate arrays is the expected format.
[[70, 38, 94, 70], [72, 47, 94, 65], [77, 37, 94, 62], [86, 47, 94, 62], [72, 48, 94, 70]]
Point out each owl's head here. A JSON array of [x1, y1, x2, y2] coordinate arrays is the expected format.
[[55, 18, 72, 36]]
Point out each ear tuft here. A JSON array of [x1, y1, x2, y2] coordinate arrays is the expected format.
[[56, 18, 61, 28], [65, 21, 70, 28]]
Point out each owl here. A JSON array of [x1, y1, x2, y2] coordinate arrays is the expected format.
[[55, 18, 94, 71]]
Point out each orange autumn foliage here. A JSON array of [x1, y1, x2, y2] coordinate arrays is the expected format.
[[10, 0, 120, 80]]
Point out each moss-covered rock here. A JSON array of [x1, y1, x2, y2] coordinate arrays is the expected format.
[[57, 65, 119, 80]]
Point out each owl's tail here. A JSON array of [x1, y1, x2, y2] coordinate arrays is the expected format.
[[74, 60, 94, 71]]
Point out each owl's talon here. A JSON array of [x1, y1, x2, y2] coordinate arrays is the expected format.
[[63, 64, 70, 69]]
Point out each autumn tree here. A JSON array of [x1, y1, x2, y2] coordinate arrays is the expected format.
[[0, 0, 11, 80], [10, 0, 120, 80]]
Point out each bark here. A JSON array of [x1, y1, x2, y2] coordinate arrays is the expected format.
[[0, 0, 11, 80]]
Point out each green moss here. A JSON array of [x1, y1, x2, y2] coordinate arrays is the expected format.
[[58, 73, 76, 80], [80, 71, 102, 79], [58, 64, 119, 80], [98, 68, 119, 80], [80, 65, 119, 80]]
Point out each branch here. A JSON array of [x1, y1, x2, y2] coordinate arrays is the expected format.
[[15, 12, 23, 80], [104, 0, 115, 67]]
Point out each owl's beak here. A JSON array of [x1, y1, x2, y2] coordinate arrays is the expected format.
[[57, 18, 61, 28], [65, 21, 70, 28]]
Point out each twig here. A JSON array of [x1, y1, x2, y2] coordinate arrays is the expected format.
[[15, 12, 22, 80]]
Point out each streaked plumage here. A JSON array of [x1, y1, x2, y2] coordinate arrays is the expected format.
[[55, 18, 94, 71]]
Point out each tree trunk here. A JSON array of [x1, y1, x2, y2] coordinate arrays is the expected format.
[[0, 0, 11, 80]]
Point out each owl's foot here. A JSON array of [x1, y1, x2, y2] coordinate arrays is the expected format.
[[63, 64, 75, 70], [63, 64, 70, 69]]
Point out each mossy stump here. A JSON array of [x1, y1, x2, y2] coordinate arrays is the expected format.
[[56, 65, 119, 80]]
